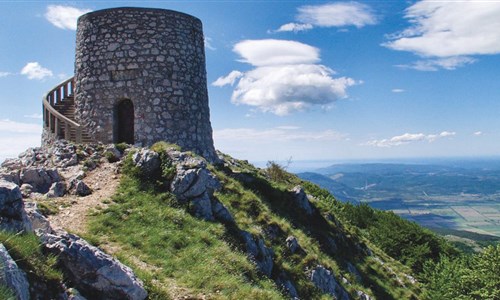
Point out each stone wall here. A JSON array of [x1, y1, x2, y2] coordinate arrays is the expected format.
[[74, 7, 217, 162]]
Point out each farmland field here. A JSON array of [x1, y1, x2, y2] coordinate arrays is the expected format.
[[298, 159, 500, 237]]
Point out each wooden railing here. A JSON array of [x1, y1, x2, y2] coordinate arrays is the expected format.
[[42, 77, 82, 143]]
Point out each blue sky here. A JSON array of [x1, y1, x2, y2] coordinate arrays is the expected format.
[[1, 1, 499, 163]]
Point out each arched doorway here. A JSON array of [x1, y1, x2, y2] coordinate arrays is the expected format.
[[114, 99, 134, 144]]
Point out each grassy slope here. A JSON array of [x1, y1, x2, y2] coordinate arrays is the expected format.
[[84, 152, 421, 299]]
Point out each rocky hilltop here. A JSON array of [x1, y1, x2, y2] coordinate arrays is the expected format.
[[0, 141, 421, 299]]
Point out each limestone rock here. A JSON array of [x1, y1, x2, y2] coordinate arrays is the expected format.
[[240, 231, 274, 277], [47, 181, 67, 198], [190, 192, 214, 221], [290, 186, 314, 216], [310, 265, 350, 300], [132, 149, 160, 176], [0, 170, 20, 185], [356, 290, 372, 300], [41, 230, 147, 300], [75, 180, 92, 196], [211, 198, 234, 224], [285, 236, 303, 254], [276, 271, 299, 299], [0, 243, 30, 300], [20, 167, 61, 194], [0, 180, 31, 232], [20, 183, 33, 198], [24, 201, 53, 235]]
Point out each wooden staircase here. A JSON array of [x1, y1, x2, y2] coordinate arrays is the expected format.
[[42, 77, 94, 144]]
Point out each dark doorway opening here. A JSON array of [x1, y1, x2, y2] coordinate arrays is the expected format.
[[114, 99, 134, 144]]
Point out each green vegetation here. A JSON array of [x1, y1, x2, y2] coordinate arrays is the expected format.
[[0, 231, 64, 297], [421, 245, 500, 300], [338, 203, 458, 273], [0, 285, 15, 300], [87, 165, 283, 298]]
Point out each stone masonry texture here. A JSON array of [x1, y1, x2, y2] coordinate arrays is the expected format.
[[74, 7, 217, 162]]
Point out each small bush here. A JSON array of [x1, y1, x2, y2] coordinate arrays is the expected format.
[[115, 142, 129, 154], [104, 150, 119, 163], [265, 161, 291, 183], [150, 141, 181, 153], [0, 285, 15, 300]]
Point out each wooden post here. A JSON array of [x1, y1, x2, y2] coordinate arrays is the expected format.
[[65, 123, 71, 140]]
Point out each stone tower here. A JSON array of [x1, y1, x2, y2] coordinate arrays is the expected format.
[[74, 7, 217, 162]]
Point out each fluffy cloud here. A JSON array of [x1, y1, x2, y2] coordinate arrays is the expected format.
[[45, 5, 91, 30], [213, 39, 357, 115], [273, 2, 376, 33], [20, 62, 53, 80], [366, 131, 456, 147], [204, 37, 216, 51], [274, 23, 313, 33], [473, 131, 483, 136], [384, 0, 500, 70], [0, 71, 11, 78]]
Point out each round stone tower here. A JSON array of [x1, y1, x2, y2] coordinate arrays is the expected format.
[[74, 7, 217, 162]]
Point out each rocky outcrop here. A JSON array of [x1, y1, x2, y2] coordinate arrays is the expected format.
[[310, 265, 350, 300], [131, 149, 160, 177], [276, 271, 299, 299], [20, 168, 61, 194], [290, 186, 315, 216], [40, 230, 147, 300], [0, 243, 30, 300], [285, 236, 303, 255], [0, 180, 31, 232], [74, 180, 92, 196], [240, 231, 274, 277]]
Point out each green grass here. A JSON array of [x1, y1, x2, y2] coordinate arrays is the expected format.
[[87, 174, 283, 299], [0, 285, 15, 300], [0, 231, 64, 297]]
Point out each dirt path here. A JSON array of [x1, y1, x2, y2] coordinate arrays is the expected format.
[[47, 161, 121, 235]]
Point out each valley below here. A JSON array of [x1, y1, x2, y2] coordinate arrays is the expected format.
[[297, 159, 500, 238]]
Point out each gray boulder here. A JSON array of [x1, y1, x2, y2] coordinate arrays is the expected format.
[[211, 198, 234, 224], [171, 168, 220, 201], [0, 170, 20, 185], [310, 265, 350, 300], [41, 230, 147, 300], [347, 262, 362, 283], [290, 186, 314, 215], [285, 236, 303, 254], [47, 181, 67, 198], [190, 193, 214, 221], [276, 271, 299, 299], [75, 180, 92, 196], [24, 201, 53, 235], [357, 290, 372, 300], [0, 243, 30, 300], [20, 167, 61, 194], [0, 180, 31, 232], [240, 231, 274, 277], [20, 184, 33, 198], [132, 149, 160, 176]]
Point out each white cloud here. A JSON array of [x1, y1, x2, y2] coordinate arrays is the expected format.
[[215, 127, 346, 142], [297, 2, 377, 28], [392, 88, 405, 93], [212, 71, 243, 87], [205, 37, 216, 51], [366, 131, 456, 147], [474, 131, 483, 136], [272, 2, 376, 33], [273, 23, 313, 33], [20, 62, 53, 80], [384, 1, 500, 70], [396, 56, 476, 71], [213, 39, 357, 115], [0, 71, 11, 78], [45, 5, 91, 30], [234, 39, 320, 66], [0, 119, 42, 163]]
